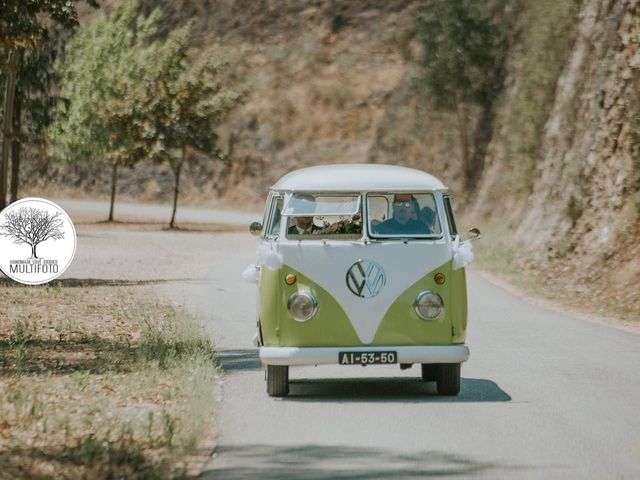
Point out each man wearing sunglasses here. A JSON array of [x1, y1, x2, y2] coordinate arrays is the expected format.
[[374, 193, 425, 235]]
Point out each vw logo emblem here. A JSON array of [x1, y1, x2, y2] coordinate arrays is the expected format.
[[346, 259, 386, 298]]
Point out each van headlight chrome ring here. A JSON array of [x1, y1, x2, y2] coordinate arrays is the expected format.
[[414, 291, 444, 320], [288, 292, 318, 322]]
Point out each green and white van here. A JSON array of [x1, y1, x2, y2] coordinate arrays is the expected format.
[[248, 164, 479, 397]]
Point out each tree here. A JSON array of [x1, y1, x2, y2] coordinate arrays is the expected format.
[[139, 23, 247, 228], [416, 0, 506, 192], [0, 206, 64, 258], [0, 33, 65, 204], [0, 0, 99, 210], [49, 0, 157, 221]]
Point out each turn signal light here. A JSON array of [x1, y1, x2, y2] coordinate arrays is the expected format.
[[434, 273, 445, 285], [285, 273, 297, 285]]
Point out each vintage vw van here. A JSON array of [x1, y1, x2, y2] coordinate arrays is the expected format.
[[249, 164, 479, 397]]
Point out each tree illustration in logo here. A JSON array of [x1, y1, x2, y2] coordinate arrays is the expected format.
[[0, 207, 65, 259]]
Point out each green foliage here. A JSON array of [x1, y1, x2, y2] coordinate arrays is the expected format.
[[9, 318, 35, 345], [138, 22, 247, 169], [415, 0, 506, 111], [504, 0, 581, 193], [0, 33, 65, 142], [0, 0, 98, 49], [49, 0, 247, 226], [567, 194, 583, 224], [138, 307, 214, 368], [49, 0, 160, 166]]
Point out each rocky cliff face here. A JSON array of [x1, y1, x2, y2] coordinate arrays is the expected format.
[[539, 0, 639, 317], [472, 0, 640, 318]]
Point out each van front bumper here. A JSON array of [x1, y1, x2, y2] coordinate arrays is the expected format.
[[259, 345, 469, 366]]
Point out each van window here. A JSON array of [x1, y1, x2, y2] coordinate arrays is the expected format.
[[266, 196, 283, 238], [368, 193, 442, 238], [443, 196, 458, 238], [283, 194, 360, 216], [283, 194, 362, 240]]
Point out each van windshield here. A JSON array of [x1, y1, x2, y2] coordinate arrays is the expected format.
[[368, 193, 442, 238], [283, 194, 362, 239]]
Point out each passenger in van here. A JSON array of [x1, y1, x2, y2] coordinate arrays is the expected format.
[[288, 216, 321, 235], [321, 214, 362, 235], [419, 207, 435, 234], [287, 195, 321, 235], [374, 194, 424, 235]]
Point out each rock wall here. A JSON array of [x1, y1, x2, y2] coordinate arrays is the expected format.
[[472, 0, 640, 316]]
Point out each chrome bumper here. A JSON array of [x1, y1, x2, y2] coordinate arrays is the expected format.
[[259, 345, 470, 366]]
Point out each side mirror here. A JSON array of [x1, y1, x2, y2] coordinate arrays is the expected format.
[[467, 227, 481, 241], [249, 221, 263, 236]]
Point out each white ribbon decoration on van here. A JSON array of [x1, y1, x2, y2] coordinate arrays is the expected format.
[[257, 241, 283, 270], [452, 241, 474, 270], [241, 263, 260, 284]]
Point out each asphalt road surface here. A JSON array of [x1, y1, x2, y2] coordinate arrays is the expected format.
[[58, 204, 639, 479], [198, 237, 640, 480]]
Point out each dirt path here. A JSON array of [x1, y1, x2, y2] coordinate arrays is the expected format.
[[54, 198, 260, 226]]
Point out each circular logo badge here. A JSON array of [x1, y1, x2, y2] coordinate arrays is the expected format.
[[345, 259, 386, 298], [0, 198, 76, 285]]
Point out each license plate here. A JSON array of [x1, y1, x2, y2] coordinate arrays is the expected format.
[[339, 351, 397, 365]]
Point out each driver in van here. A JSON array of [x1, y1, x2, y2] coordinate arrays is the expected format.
[[375, 194, 424, 235]]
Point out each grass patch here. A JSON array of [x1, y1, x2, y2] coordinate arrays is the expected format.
[[0, 285, 218, 478], [468, 218, 586, 303], [465, 220, 537, 290], [467, 219, 640, 324]]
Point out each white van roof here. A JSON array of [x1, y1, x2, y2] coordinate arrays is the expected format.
[[271, 164, 447, 192]]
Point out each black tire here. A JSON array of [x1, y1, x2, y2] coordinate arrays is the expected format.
[[421, 364, 438, 382], [436, 363, 461, 396], [267, 365, 289, 397]]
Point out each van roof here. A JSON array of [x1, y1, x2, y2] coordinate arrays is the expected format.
[[271, 164, 447, 192]]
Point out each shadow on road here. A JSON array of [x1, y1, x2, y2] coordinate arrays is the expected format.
[[287, 377, 511, 403], [200, 444, 528, 479], [212, 349, 511, 402], [216, 349, 262, 371]]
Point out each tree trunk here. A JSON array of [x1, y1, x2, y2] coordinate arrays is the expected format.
[[31, 243, 38, 259], [455, 100, 470, 193], [1, 50, 21, 211], [108, 162, 118, 222], [10, 89, 22, 204], [169, 150, 185, 229], [38, 130, 50, 176]]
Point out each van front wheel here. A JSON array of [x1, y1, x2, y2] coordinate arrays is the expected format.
[[436, 363, 461, 396], [267, 365, 289, 397]]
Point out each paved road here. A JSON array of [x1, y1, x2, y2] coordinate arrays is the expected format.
[[57, 209, 640, 479], [197, 236, 640, 479]]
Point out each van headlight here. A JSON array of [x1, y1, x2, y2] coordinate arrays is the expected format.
[[414, 291, 444, 320], [288, 292, 318, 322]]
